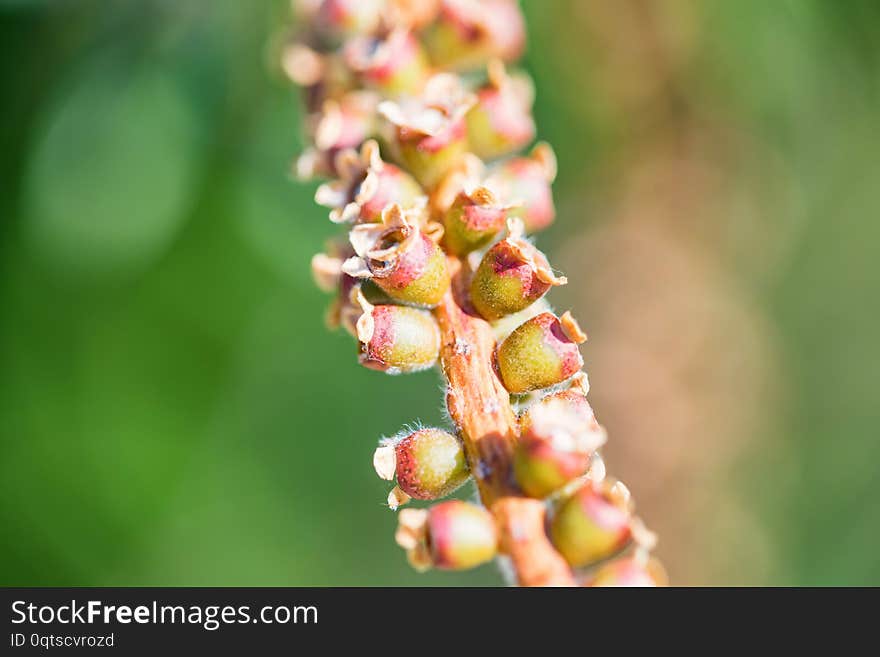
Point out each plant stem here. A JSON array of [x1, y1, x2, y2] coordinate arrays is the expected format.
[[433, 256, 576, 586]]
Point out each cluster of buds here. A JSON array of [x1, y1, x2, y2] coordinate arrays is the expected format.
[[289, 0, 665, 586]]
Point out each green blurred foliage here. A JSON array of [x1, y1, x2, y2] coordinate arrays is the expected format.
[[0, 0, 878, 585]]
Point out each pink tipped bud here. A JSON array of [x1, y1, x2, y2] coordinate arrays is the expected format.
[[485, 142, 557, 232], [396, 501, 498, 571], [513, 398, 607, 498], [425, 0, 526, 71], [496, 311, 585, 393], [466, 60, 536, 161], [345, 28, 431, 96], [315, 140, 425, 224], [442, 186, 512, 256], [470, 218, 566, 321], [344, 203, 450, 307], [374, 428, 470, 501], [589, 556, 668, 587], [549, 480, 634, 568], [378, 74, 476, 189], [354, 291, 441, 373]]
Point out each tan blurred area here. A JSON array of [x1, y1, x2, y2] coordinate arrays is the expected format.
[[550, 0, 799, 585]]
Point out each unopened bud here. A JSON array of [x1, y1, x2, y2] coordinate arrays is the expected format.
[[466, 60, 535, 161], [374, 428, 470, 501], [470, 219, 566, 321], [485, 142, 557, 233], [496, 311, 585, 393], [513, 398, 607, 498], [354, 291, 441, 373], [549, 480, 633, 568], [396, 501, 498, 571]]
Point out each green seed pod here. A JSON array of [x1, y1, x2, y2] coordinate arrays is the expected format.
[[496, 311, 586, 393], [442, 186, 511, 256], [354, 291, 441, 374], [513, 397, 606, 498], [374, 428, 470, 507], [588, 556, 668, 587], [466, 61, 535, 162], [395, 501, 498, 572], [470, 219, 566, 321], [378, 74, 476, 189], [344, 204, 450, 307], [549, 480, 633, 568]]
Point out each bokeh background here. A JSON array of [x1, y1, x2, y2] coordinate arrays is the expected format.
[[1, 0, 878, 586]]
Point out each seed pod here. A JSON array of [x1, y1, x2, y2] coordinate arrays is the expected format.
[[344, 28, 431, 96], [470, 218, 566, 321], [425, 0, 526, 71], [354, 291, 441, 373], [485, 142, 557, 233], [296, 91, 380, 180], [549, 480, 634, 568], [374, 428, 469, 504], [343, 203, 450, 307], [513, 398, 607, 498], [315, 140, 425, 224], [442, 186, 511, 256], [589, 556, 668, 587], [378, 74, 476, 189], [496, 311, 585, 393], [466, 61, 535, 161], [395, 501, 498, 571]]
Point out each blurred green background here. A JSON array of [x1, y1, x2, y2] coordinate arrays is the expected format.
[[1, 0, 878, 586]]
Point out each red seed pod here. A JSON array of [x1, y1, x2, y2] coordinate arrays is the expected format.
[[353, 290, 441, 374], [296, 91, 380, 180], [466, 60, 536, 162], [589, 556, 668, 587], [496, 311, 586, 393], [343, 203, 450, 307], [425, 0, 526, 72], [470, 218, 566, 321], [549, 479, 634, 568], [442, 186, 512, 256], [315, 140, 425, 224], [485, 142, 557, 233], [513, 397, 607, 499], [344, 28, 431, 96], [378, 74, 476, 189], [395, 501, 498, 571], [373, 428, 470, 507]]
